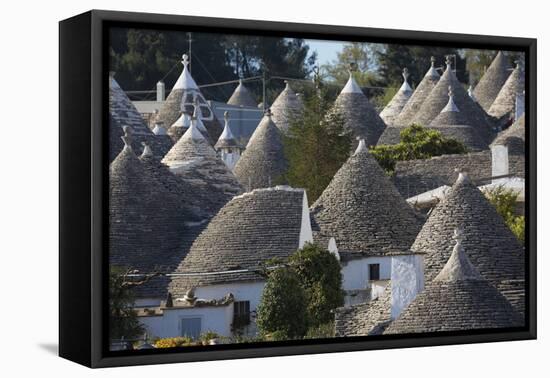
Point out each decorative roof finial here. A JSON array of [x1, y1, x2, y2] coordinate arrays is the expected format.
[[109, 71, 116, 78], [224, 110, 229, 124], [140, 142, 153, 158], [182, 53, 190, 68], [121, 125, 133, 148], [514, 60, 521, 70], [265, 108, 272, 118], [454, 167, 469, 183], [430, 56, 436, 66], [445, 55, 453, 68], [402, 67, 409, 81]]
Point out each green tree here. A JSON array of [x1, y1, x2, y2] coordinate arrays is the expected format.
[[256, 268, 308, 340], [109, 267, 160, 340], [485, 186, 525, 243], [370, 124, 468, 174], [288, 243, 344, 328], [109, 267, 144, 340], [283, 87, 352, 204], [321, 42, 382, 87]]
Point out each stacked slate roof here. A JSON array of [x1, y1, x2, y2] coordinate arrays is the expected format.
[[162, 115, 243, 213], [270, 80, 304, 133], [392, 150, 525, 198], [227, 79, 257, 107], [488, 62, 525, 122], [379, 68, 413, 126], [394, 57, 440, 127], [412, 57, 494, 142], [109, 74, 172, 162], [233, 110, 287, 190], [332, 73, 386, 146], [411, 172, 524, 297], [473, 51, 512, 112], [215, 111, 241, 150], [168, 186, 307, 295], [154, 54, 223, 142], [385, 231, 523, 334], [334, 284, 392, 337], [491, 114, 525, 156], [428, 88, 488, 151], [109, 131, 196, 297], [310, 140, 422, 261]]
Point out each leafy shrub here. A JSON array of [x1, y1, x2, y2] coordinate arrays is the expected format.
[[305, 322, 336, 339], [485, 186, 525, 243], [154, 337, 193, 348], [256, 268, 308, 339], [370, 124, 468, 174], [289, 243, 344, 328]]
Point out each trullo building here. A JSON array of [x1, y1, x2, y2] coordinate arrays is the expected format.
[[379, 68, 413, 126], [270, 80, 304, 133], [472, 51, 512, 112]]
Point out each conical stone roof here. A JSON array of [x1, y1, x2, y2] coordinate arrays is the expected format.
[[109, 74, 172, 162], [394, 57, 440, 127], [162, 115, 243, 212], [491, 114, 525, 155], [412, 57, 493, 142], [270, 80, 304, 133], [215, 111, 241, 150], [109, 132, 190, 274], [332, 73, 386, 146], [488, 62, 525, 121], [154, 54, 223, 142], [411, 172, 524, 286], [385, 230, 523, 334], [233, 110, 287, 190], [473, 51, 512, 112], [379, 68, 413, 126], [227, 79, 257, 107], [168, 186, 308, 294], [429, 89, 488, 151], [310, 140, 422, 260]]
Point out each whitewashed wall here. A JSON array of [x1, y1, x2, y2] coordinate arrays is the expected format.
[[195, 281, 266, 312], [139, 304, 234, 339], [341, 256, 392, 291], [390, 254, 424, 319]]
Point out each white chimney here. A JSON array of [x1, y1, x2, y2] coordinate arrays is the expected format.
[[491, 144, 509, 183], [390, 254, 424, 320], [157, 81, 166, 102]]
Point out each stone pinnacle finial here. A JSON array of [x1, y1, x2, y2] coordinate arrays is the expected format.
[[121, 125, 133, 147], [514, 60, 521, 69], [430, 56, 436, 66], [453, 227, 464, 244], [140, 142, 153, 158], [224, 111, 229, 123], [182, 53, 190, 67], [109, 71, 116, 78], [454, 168, 470, 183], [265, 108, 272, 118], [445, 55, 453, 67], [402, 67, 409, 80]]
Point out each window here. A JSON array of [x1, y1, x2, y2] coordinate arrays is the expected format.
[[233, 301, 251, 327], [181, 317, 201, 340], [369, 264, 380, 281]]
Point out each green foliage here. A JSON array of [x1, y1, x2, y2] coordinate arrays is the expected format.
[[321, 42, 382, 86], [289, 243, 344, 328], [154, 337, 193, 348], [485, 186, 525, 243], [370, 124, 468, 174], [109, 267, 144, 340], [371, 83, 399, 109], [110, 29, 315, 102], [283, 89, 352, 204], [305, 322, 336, 339], [256, 268, 308, 340]]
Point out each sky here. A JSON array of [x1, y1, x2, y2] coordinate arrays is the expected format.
[[305, 39, 346, 66]]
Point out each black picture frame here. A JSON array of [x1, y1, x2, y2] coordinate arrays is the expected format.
[[59, 9, 537, 368]]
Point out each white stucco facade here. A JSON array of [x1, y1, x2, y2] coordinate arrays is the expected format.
[[139, 304, 234, 339], [390, 254, 424, 319], [341, 256, 392, 291], [195, 281, 266, 312]]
